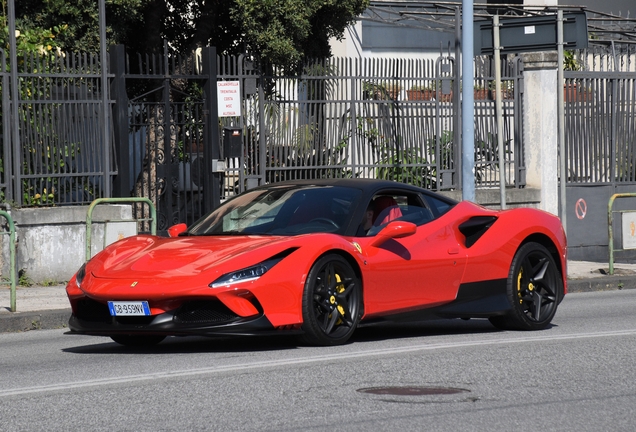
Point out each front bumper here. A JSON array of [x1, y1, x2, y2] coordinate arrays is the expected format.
[[67, 297, 295, 337]]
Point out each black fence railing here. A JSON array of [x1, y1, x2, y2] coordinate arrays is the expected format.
[[1, 45, 526, 230], [564, 46, 636, 186], [0, 49, 115, 206]]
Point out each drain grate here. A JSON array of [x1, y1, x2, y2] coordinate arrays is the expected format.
[[357, 386, 470, 396]]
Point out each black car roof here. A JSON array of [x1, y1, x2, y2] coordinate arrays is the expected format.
[[254, 178, 457, 203]]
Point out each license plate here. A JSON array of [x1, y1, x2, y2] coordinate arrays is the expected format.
[[108, 301, 150, 316]]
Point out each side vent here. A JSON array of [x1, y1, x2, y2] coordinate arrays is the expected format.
[[458, 216, 497, 248]]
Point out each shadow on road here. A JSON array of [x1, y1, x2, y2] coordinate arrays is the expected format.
[[60, 317, 526, 355]]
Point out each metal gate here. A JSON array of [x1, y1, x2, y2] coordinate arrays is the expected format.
[[0, 49, 113, 206], [110, 44, 218, 230], [229, 53, 523, 198], [1, 46, 524, 231], [564, 47, 636, 260]]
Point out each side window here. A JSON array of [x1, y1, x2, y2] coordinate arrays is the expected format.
[[362, 192, 434, 236], [424, 195, 454, 217]]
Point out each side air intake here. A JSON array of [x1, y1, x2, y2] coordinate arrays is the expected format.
[[458, 216, 497, 248]]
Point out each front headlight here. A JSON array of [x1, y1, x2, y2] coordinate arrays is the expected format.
[[75, 263, 87, 288], [209, 248, 299, 288], [210, 258, 280, 288]]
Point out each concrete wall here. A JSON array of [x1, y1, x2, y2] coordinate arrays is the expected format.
[[0, 205, 135, 284], [521, 52, 559, 216], [440, 188, 541, 209]]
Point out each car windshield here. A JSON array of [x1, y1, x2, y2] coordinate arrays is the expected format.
[[188, 185, 362, 236]]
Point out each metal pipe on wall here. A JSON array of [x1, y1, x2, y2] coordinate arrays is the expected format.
[[494, 15, 507, 209], [461, 0, 475, 202], [99, 0, 111, 197]]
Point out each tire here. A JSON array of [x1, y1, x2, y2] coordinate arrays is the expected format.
[[301, 254, 361, 346], [110, 335, 166, 346], [489, 242, 562, 331]]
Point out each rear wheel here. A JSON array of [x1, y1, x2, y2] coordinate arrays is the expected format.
[[110, 335, 166, 346], [301, 254, 361, 346], [489, 242, 562, 331]]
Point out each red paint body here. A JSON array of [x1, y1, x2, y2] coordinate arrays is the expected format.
[[67, 199, 567, 329]]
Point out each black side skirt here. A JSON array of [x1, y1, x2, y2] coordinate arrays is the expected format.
[[363, 278, 510, 323], [435, 279, 510, 318]]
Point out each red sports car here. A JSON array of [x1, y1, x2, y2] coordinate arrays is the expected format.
[[66, 179, 567, 346]]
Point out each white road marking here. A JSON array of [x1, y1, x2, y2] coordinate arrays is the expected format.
[[2, 329, 635, 398]]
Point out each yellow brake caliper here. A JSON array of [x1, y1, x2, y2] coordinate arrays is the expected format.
[[517, 268, 524, 304], [335, 274, 345, 322]]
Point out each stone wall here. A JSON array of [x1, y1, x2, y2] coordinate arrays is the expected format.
[[1, 205, 136, 284]]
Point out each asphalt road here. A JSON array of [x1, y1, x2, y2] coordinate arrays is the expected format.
[[1, 290, 635, 431]]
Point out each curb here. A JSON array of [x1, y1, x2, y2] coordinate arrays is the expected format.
[[567, 275, 636, 293], [0, 309, 71, 334]]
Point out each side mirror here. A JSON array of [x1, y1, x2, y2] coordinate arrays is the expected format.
[[369, 221, 417, 248], [167, 223, 187, 238]]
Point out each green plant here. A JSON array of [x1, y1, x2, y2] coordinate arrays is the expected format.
[[176, 83, 204, 162], [427, 130, 454, 169], [16, 141, 82, 206], [18, 269, 34, 287], [41, 278, 59, 287], [362, 81, 401, 100], [564, 51, 581, 71], [0, 12, 89, 207], [375, 144, 432, 186]]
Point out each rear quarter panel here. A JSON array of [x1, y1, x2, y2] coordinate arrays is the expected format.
[[459, 207, 567, 290]]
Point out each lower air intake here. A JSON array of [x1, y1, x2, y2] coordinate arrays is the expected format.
[[76, 298, 111, 323], [174, 300, 240, 324]]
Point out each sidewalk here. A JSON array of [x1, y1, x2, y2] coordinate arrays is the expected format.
[[2, 260, 636, 334]]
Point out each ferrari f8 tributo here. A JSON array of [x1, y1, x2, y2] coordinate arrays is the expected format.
[[67, 179, 567, 346]]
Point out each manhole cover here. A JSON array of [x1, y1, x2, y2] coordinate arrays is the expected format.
[[357, 386, 470, 396]]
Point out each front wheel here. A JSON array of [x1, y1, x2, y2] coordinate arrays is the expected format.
[[489, 242, 562, 331], [301, 254, 361, 346], [110, 335, 166, 346]]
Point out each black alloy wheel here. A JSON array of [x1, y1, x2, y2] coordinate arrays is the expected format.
[[301, 254, 361, 346], [489, 242, 563, 331]]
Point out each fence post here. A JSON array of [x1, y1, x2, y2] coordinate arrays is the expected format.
[[0, 210, 17, 312], [8, 0, 22, 205], [1, 49, 12, 202], [111, 44, 131, 197], [99, 15, 112, 198], [202, 47, 221, 213]]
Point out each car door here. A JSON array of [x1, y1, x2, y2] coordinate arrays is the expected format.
[[355, 192, 467, 317]]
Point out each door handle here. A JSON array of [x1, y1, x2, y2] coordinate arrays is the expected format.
[[447, 247, 459, 255]]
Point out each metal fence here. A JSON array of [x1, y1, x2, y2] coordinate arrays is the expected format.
[[0, 49, 114, 206], [564, 46, 636, 186], [1, 45, 524, 229], [113, 44, 213, 229], [239, 55, 523, 194]]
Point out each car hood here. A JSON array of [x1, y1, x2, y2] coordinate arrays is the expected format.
[[89, 235, 288, 280]]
